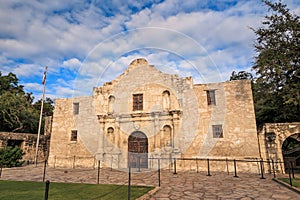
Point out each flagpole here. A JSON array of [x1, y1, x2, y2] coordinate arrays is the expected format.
[[34, 66, 47, 167]]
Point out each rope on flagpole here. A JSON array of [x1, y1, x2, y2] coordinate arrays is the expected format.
[[34, 66, 48, 167]]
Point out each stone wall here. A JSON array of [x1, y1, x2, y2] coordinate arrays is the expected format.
[[48, 97, 98, 168], [0, 116, 52, 164], [258, 122, 300, 173], [0, 132, 50, 163], [48, 58, 261, 172], [185, 80, 259, 160]]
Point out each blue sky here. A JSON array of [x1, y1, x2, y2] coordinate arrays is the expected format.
[[0, 0, 299, 100]]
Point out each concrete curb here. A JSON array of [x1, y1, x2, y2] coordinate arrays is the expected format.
[[273, 178, 300, 195], [136, 187, 160, 200]]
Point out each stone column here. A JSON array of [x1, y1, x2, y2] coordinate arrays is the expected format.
[[154, 112, 160, 149], [172, 111, 180, 149], [115, 116, 120, 149], [96, 116, 105, 160], [160, 128, 164, 148]]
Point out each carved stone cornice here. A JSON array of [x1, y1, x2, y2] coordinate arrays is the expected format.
[[97, 109, 182, 124]]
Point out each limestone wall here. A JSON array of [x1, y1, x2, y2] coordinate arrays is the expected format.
[[184, 80, 260, 161], [0, 132, 49, 163], [258, 122, 300, 173], [48, 58, 261, 172], [48, 97, 96, 168]]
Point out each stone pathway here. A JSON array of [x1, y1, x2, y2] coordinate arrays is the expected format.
[[1, 165, 300, 199]]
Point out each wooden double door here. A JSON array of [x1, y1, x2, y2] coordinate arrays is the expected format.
[[128, 131, 148, 168]]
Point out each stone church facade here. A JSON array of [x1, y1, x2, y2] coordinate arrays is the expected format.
[[48, 58, 260, 172]]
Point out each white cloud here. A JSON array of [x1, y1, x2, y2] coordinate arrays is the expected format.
[[0, 0, 299, 99], [12, 64, 43, 78], [22, 82, 43, 91], [63, 58, 82, 71], [50, 85, 77, 99]]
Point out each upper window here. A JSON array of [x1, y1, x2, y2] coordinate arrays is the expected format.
[[73, 102, 79, 115], [133, 94, 143, 111], [107, 127, 114, 134], [212, 125, 223, 138], [206, 90, 216, 105], [71, 130, 78, 141], [162, 90, 170, 111], [108, 95, 115, 113]]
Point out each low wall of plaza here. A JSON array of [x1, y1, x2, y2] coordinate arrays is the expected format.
[[48, 155, 96, 169], [47, 154, 267, 174]]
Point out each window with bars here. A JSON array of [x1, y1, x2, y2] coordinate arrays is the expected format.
[[212, 125, 223, 138], [133, 94, 143, 111], [206, 90, 216, 105], [71, 130, 78, 141], [73, 102, 79, 115]]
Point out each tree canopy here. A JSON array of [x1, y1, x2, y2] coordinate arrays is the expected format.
[[230, 71, 253, 81], [0, 72, 53, 133], [251, 0, 300, 127], [229, 1, 300, 128]]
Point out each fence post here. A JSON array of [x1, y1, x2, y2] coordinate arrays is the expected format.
[[44, 180, 50, 200], [73, 156, 76, 169], [173, 158, 177, 174], [207, 159, 211, 176], [43, 160, 47, 182], [54, 155, 56, 169], [290, 161, 295, 179], [169, 155, 172, 172], [158, 159, 161, 187], [97, 160, 101, 184], [256, 158, 260, 175], [128, 163, 131, 200], [150, 155, 153, 170], [111, 156, 113, 171], [288, 166, 292, 186], [0, 152, 3, 178], [93, 156, 96, 170], [279, 160, 284, 174], [272, 159, 276, 178], [138, 155, 141, 172], [267, 159, 271, 174], [233, 159, 238, 178], [226, 158, 229, 175], [260, 159, 265, 179], [0, 162, 2, 178]]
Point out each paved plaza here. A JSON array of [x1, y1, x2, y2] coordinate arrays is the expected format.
[[1, 165, 300, 199]]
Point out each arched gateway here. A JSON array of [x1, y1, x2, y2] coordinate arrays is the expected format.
[[128, 131, 148, 168], [258, 123, 300, 173]]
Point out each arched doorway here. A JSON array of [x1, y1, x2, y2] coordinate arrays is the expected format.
[[128, 131, 148, 168], [282, 133, 300, 172]]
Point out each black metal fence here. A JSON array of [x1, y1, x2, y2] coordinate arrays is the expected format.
[[0, 157, 298, 200], [148, 157, 287, 177]]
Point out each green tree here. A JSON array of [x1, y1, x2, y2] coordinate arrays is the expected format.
[[0, 91, 31, 132], [252, 0, 300, 127], [282, 137, 300, 152], [33, 97, 54, 117], [230, 71, 253, 81], [0, 146, 25, 168], [0, 72, 24, 95], [0, 72, 53, 133]]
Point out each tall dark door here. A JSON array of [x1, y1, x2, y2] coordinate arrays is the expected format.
[[128, 131, 148, 168]]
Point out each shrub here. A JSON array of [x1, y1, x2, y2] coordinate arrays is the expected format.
[[0, 146, 25, 168]]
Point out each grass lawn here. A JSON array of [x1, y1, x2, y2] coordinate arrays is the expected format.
[[278, 178, 300, 188], [0, 180, 154, 200]]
